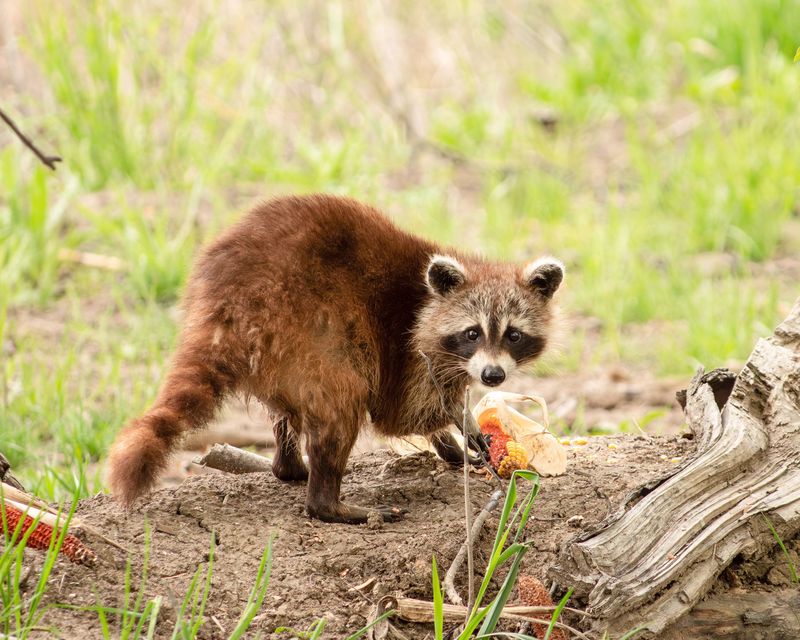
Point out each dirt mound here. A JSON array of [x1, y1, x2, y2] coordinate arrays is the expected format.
[[20, 436, 692, 638]]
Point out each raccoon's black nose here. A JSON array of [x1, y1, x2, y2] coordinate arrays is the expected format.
[[481, 366, 506, 386]]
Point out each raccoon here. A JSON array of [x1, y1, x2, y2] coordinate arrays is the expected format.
[[107, 194, 564, 524]]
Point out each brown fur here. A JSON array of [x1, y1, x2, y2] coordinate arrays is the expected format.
[[107, 194, 561, 523]]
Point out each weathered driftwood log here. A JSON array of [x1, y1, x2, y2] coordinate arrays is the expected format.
[[660, 588, 800, 640], [193, 443, 273, 474], [551, 298, 800, 637]]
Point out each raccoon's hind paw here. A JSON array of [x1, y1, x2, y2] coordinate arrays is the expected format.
[[306, 500, 406, 524]]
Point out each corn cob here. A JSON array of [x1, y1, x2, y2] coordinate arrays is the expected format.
[[517, 575, 566, 640], [496, 441, 528, 478], [1, 500, 97, 566], [478, 414, 530, 478]]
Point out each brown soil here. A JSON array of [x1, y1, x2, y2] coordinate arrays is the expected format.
[[21, 435, 694, 639]]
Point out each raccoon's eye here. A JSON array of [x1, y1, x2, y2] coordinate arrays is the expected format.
[[507, 329, 522, 343], [465, 328, 480, 341]]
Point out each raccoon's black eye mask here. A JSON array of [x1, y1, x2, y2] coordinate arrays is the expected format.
[[506, 332, 546, 363], [440, 325, 483, 359]]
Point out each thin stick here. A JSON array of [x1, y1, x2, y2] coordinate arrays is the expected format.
[[443, 488, 503, 606], [462, 387, 475, 615], [0, 107, 61, 170]]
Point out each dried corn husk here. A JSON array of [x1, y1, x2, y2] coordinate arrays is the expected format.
[[473, 391, 566, 476]]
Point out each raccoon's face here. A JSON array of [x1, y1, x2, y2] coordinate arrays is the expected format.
[[417, 254, 564, 388]]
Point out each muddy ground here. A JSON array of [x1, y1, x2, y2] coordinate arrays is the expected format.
[[18, 434, 698, 639]]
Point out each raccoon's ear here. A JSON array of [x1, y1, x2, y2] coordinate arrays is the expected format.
[[426, 255, 466, 296], [523, 257, 564, 299]]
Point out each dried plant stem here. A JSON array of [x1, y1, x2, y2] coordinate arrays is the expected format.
[[417, 350, 507, 608], [417, 350, 502, 484], [443, 487, 503, 606], [461, 387, 475, 615], [0, 106, 61, 170]]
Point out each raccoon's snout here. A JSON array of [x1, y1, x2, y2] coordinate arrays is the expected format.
[[480, 365, 506, 386]]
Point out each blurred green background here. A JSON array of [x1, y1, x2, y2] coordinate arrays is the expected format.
[[1, 0, 798, 497]]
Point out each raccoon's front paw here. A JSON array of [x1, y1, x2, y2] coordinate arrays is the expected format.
[[467, 430, 490, 457]]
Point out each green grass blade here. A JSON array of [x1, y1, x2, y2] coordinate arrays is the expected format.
[[432, 555, 443, 640], [509, 472, 540, 545], [471, 472, 539, 617], [543, 587, 573, 640], [146, 597, 163, 640], [474, 634, 540, 639], [458, 605, 490, 639], [22, 499, 78, 634], [343, 608, 396, 640], [309, 618, 327, 639], [477, 546, 527, 635], [92, 589, 111, 639], [618, 625, 649, 640], [228, 537, 274, 640], [191, 536, 216, 635], [762, 514, 798, 583]]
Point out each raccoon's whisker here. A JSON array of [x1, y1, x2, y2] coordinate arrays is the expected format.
[[428, 350, 469, 362], [431, 369, 469, 387], [426, 361, 466, 376]]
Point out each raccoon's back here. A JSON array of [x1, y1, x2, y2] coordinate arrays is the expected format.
[[193, 194, 428, 294], [184, 194, 436, 367]]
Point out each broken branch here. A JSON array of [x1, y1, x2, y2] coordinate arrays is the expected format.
[[461, 387, 475, 615], [443, 487, 503, 606], [0, 106, 62, 171]]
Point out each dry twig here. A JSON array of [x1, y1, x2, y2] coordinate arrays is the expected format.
[[417, 350, 501, 484], [0, 106, 61, 170], [57, 249, 126, 272], [461, 388, 475, 615], [443, 488, 503, 606]]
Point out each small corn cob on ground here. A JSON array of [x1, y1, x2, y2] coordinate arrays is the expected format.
[[2, 503, 97, 566], [516, 575, 567, 640], [479, 415, 530, 478]]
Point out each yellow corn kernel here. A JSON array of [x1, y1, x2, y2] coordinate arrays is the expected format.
[[572, 438, 588, 445], [497, 441, 529, 478]]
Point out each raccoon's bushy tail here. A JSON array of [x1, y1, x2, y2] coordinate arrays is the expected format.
[[108, 335, 235, 507]]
